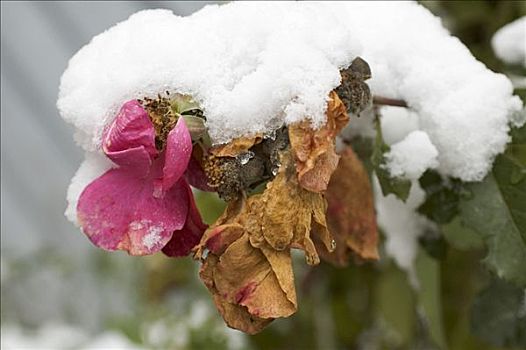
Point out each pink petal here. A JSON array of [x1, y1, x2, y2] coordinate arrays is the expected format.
[[158, 117, 192, 195], [162, 181, 207, 257], [77, 167, 189, 256], [103, 100, 158, 168], [185, 157, 214, 192], [105, 147, 152, 178]]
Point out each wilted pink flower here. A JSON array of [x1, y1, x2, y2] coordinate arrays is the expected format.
[[77, 100, 207, 256]]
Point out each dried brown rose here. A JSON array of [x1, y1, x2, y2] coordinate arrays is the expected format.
[[195, 200, 296, 334], [289, 91, 349, 193], [318, 146, 379, 266]]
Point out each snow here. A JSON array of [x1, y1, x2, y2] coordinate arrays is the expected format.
[[59, 1, 523, 226], [374, 178, 432, 286], [386, 131, 439, 180], [1, 323, 142, 350], [492, 17, 526, 67], [57, 3, 358, 150], [142, 225, 164, 249], [380, 106, 420, 146], [65, 152, 113, 224]]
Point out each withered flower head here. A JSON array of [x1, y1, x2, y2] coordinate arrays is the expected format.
[[194, 89, 378, 334], [336, 56, 372, 116], [194, 151, 335, 333], [140, 92, 206, 150], [203, 128, 290, 201]]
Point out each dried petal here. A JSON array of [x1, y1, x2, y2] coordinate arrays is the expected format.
[[195, 193, 298, 333], [247, 152, 333, 265], [321, 146, 379, 265], [195, 151, 339, 333], [289, 91, 349, 192], [209, 134, 263, 158], [201, 230, 296, 333], [77, 165, 189, 256], [199, 255, 272, 334]]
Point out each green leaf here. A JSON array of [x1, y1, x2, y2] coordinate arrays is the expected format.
[[441, 217, 484, 251], [374, 263, 417, 347], [182, 115, 207, 140], [471, 278, 526, 348], [418, 229, 448, 260], [372, 118, 412, 201], [415, 249, 447, 349], [194, 191, 226, 225], [459, 125, 526, 286], [418, 171, 464, 224], [170, 93, 201, 115]]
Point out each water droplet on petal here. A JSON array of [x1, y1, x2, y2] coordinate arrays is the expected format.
[[238, 151, 255, 165]]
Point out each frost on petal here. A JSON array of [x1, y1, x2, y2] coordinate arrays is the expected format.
[[77, 168, 188, 255], [161, 117, 192, 193], [162, 181, 207, 257], [321, 146, 379, 266], [289, 91, 349, 192], [103, 100, 157, 162]]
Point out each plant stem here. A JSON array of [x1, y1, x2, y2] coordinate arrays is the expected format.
[[373, 96, 408, 108]]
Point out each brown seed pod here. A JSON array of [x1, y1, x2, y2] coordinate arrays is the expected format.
[[336, 56, 372, 116]]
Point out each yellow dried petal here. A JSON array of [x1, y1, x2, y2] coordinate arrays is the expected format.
[[199, 254, 272, 335], [289, 91, 349, 192], [210, 134, 263, 157]]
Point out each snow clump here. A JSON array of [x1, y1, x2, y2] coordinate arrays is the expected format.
[[492, 16, 526, 67]]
